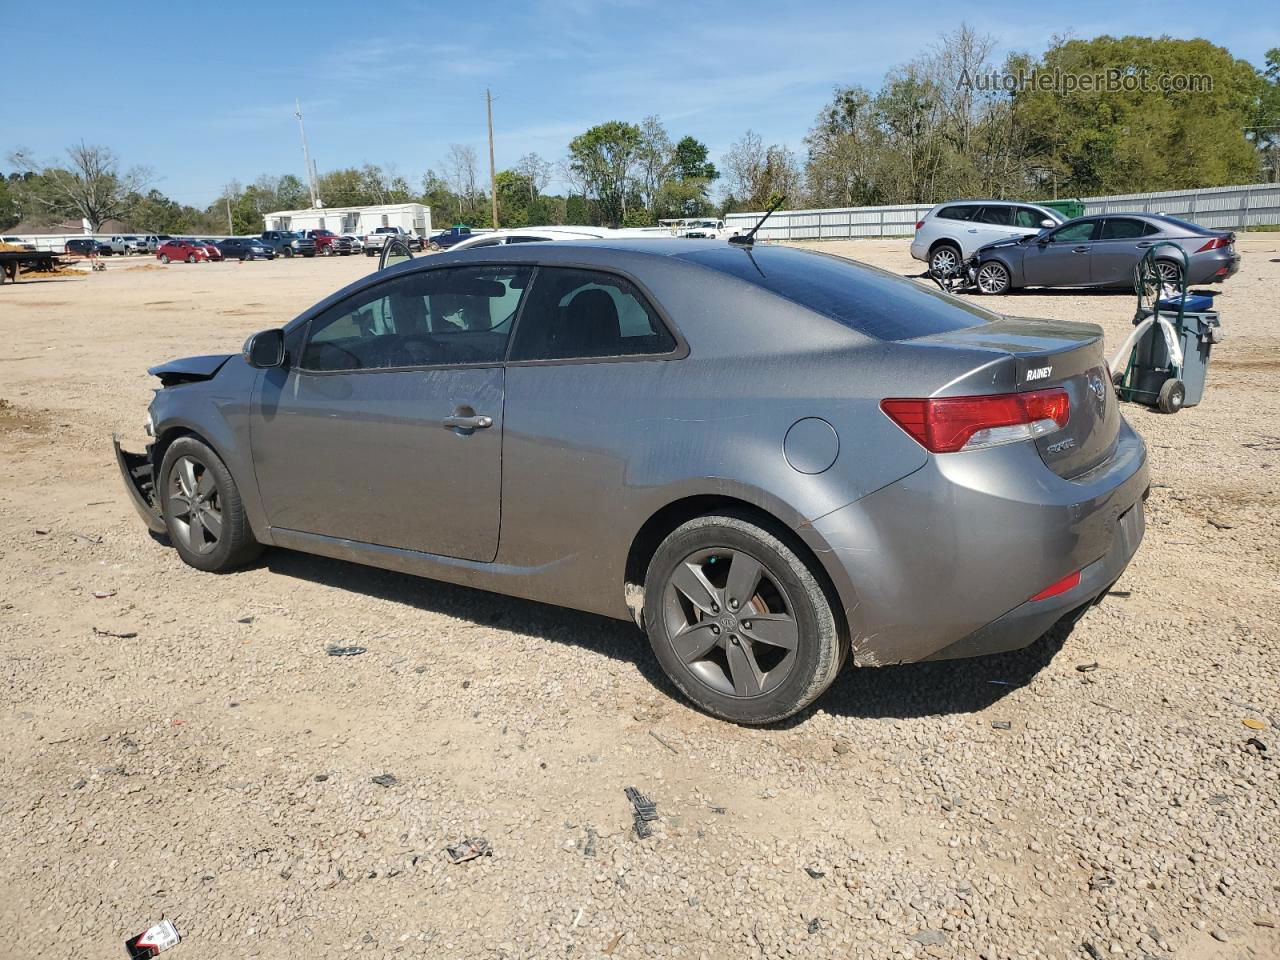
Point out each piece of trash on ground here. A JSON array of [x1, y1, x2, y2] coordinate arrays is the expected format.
[[648, 729, 679, 754], [1106, 590, 1131, 598], [1076, 662, 1099, 673], [325, 645, 366, 657], [125, 918, 180, 958], [93, 590, 117, 599], [625, 786, 659, 838], [370, 773, 397, 787], [804, 865, 825, 879], [93, 627, 138, 639], [445, 837, 491, 864], [991, 720, 1012, 730], [1243, 717, 1266, 730]]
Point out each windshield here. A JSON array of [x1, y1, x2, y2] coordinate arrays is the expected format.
[[677, 245, 996, 341]]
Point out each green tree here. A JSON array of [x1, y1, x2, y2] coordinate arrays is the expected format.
[[568, 121, 643, 226], [673, 137, 718, 182], [1016, 35, 1262, 194]]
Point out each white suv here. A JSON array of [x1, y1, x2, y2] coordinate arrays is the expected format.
[[911, 201, 1064, 276]]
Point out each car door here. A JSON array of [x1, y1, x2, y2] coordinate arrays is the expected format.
[[250, 262, 533, 562], [1021, 219, 1099, 287], [1091, 217, 1158, 287], [972, 205, 1020, 247]]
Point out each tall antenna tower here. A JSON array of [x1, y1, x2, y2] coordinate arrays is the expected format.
[[295, 99, 322, 208]]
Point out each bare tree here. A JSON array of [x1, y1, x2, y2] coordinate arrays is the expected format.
[[635, 116, 674, 215], [10, 141, 151, 231], [443, 144, 480, 218], [515, 152, 552, 204]]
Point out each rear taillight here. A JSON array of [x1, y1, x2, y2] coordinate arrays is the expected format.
[[1195, 236, 1228, 252], [1028, 569, 1081, 602], [915, 220, 924, 231], [881, 389, 1070, 454]]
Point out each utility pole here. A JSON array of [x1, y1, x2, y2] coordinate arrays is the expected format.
[[225, 195, 233, 235], [295, 99, 320, 209], [486, 88, 499, 228]]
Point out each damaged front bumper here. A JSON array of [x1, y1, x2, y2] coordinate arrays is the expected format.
[[112, 434, 165, 534]]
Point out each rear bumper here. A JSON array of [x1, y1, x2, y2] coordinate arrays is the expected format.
[[112, 435, 165, 534], [1190, 251, 1240, 284], [805, 420, 1149, 666]]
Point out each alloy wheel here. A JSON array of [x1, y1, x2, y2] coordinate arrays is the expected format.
[[662, 548, 799, 698], [930, 247, 959, 276], [167, 456, 223, 556], [1156, 261, 1183, 287], [977, 262, 1009, 293]]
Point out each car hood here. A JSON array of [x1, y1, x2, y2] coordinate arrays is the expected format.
[[976, 235, 1034, 255], [147, 354, 233, 386]]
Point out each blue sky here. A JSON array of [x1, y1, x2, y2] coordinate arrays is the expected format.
[[4, 1, 1276, 207]]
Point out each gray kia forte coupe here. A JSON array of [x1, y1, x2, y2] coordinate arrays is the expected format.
[[115, 239, 1149, 724]]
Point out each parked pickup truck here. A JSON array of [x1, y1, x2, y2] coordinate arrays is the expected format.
[[259, 230, 317, 258], [427, 226, 478, 251], [363, 226, 423, 257], [304, 229, 353, 256], [107, 235, 147, 255]]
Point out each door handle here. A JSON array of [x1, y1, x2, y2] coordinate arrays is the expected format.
[[1072, 246, 1089, 253], [1136, 241, 1153, 248], [966, 228, 978, 233], [442, 414, 493, 431]]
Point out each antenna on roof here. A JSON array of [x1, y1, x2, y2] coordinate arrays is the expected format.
[[729, 195, 785, 247]]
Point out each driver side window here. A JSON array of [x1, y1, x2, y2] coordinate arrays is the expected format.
[[1050, 221, 1097, 243], [300, 265, 533, 372]]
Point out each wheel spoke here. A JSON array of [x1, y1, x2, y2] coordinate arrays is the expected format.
[[671, 621, 721, 664], [188, 510, 206, 549], [745, 612, 798, 650], [726, 642, 765, 697], [670, 561, 719, 615], [196, 470, 215, 500], [724, 552, 763, 609], [200, 507, 223, 540], [178, 458, 197, 498], [168, 493, 192, 519]]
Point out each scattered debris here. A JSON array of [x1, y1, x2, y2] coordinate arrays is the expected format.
[[806, 918, 821, 935], [625, 786, 659, 838], [92, 590, 117, 600], [1211, 929, 1230, 942], [445, 837, 491, 864], [603, 932, 624, 955], [832, 740, 851, 755], [72, 531, 103, 544], [1207, 517, 1234, 530], [1243, 717, 1267, 730], [1076, 662, 1100, 673], [314, 774, 329, 782], [370, 773, 398, 788], [1082, 942, 1105, 960], [1106, 589, 1131, 598], [92, 627, 138, 639], [414, 664, 428, 674], [648, 730, 679, 754], [125, 918, 181, 958], [580, 826, 597, 858], [991, 720, 1012, 730], [325, 645, 366, 657], [987, 680, 1013, 686], [462, 679, 472, 689], [34, 527, 50, 535], [1256, 918, 1276, 928], [804, 865, 825, 879], [1245, 737, 1267, 753], [709, 805, 727, 815], [236, 616, 254, 624]]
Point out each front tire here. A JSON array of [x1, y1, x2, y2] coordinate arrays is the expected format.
[[976, 260, 1011, 294], [643, 512, 845, 725], [159, 437, 262, 573], [159, 254, 169, 264], [185, 254, 196, 264]]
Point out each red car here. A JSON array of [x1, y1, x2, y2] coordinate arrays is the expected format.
[[156, 240, 210, 264], [194, 241, 223, 261]]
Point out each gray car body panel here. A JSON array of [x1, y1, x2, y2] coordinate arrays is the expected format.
[[975, 213, 1240, 289], [136, 239, 1148, 664]]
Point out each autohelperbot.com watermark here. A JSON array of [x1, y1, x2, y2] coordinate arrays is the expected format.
[[959, 67, 1213, 94]]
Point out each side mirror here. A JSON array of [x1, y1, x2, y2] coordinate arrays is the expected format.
[[1040, 218, 1056, 229], [243, 328, 285, 368]]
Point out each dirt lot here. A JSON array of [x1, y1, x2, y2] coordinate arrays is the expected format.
[[1, 239, 1278, 960]]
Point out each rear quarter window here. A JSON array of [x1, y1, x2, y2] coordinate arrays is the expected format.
[[678, 246, 997, 341]]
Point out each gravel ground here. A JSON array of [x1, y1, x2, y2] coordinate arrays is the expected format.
[[1, 240, 1277, 960]]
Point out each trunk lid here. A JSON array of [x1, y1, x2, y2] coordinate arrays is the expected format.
[[918, 317, 1120, 478]]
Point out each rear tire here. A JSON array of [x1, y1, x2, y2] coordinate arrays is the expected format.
[[159, 254, 169, 264], [929, 243, 962, 277], [643, 512, 845, 725], [159, 437, 262, 573], [1157, 378, 1185, 414], [1155, 259, 1184, 288]]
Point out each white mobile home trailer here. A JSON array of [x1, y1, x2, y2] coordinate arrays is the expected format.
[[263, 203, 431, 238]]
